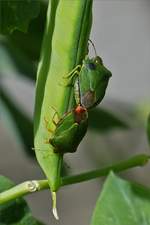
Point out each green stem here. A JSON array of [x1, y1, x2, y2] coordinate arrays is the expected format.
[[0, 154, 149, 204], [0, 180, 48, 204], [61, 154, 149, 186]]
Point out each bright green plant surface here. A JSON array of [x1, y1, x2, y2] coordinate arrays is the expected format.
[[91, 172, 150, 225], [1, 0, 150, 224], [34, 0, 92, 193], [0, 176, 43, 225]]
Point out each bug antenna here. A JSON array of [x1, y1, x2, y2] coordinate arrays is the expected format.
[[88, 39, 97, 57]]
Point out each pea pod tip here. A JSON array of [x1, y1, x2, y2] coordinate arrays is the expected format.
[[52, 191, 59, 220]]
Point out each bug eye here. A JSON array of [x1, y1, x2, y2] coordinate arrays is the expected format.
[[87, 62, 96, 70], [95, 56, 103, 65]]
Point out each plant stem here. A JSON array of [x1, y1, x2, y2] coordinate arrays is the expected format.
[[0, 154, 149, 204], [61, 154, 149, 186], [0, 180, 48, 204]]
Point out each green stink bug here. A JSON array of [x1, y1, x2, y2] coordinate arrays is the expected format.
[[74, 55, 112, 108], [45, 105, 88, 154], [63, 41, 112, 109]]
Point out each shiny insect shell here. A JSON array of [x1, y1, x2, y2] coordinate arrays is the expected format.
[[74, 55, 112, 109], [49, 105, 88, 154]]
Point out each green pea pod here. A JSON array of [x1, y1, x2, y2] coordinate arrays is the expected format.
[[49, 105, 88, 154], [74, 55, 112, 109], [34, 0, 93, 218]]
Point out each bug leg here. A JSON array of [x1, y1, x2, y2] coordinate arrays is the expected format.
[[44, 117, 53, 133], [60, 65, 81, 86], [63, 65, 81, 79], [72, 70, 80, 77], [52, 114, 58, 126], [44, 139, 50, 144], [62, 70, 80, 87], [50, 106, 60, 125], [44, 106, 60, 134]]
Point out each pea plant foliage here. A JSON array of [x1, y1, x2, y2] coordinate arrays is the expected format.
[[0, 1, 150, 224]]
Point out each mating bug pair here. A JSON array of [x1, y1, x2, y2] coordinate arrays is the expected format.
[[44, 40, 112, 154]]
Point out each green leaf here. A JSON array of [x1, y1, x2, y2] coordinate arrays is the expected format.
[[8, 0, 47, 62], [0, 88, 34, 157], [0, 0, 40, 35], [89, 108, 129, 132], [91, 172, 150, 225], [0, 1, 47, 80], [0, 175, 44, 225]]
